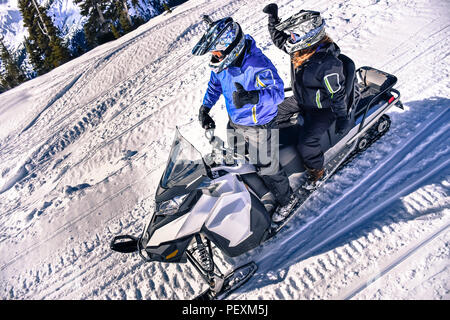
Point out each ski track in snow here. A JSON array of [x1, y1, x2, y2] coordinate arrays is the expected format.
[[0, 0, 449, 300]]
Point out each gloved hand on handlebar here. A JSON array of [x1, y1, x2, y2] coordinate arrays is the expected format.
[[198, 105, 216, 129]]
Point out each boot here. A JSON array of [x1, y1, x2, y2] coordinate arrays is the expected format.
[[303, 166, 326, 190], [271, 192, 299, 223], [261, 191, 277, 216]]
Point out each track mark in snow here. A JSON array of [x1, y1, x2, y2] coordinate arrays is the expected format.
[[344, 223, 450, 300], [20, 73, 83, 134]]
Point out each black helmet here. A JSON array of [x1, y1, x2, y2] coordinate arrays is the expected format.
[[192, 15, 246, 73]]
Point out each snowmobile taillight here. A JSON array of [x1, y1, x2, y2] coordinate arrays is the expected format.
[[388, 96, 395, 104]]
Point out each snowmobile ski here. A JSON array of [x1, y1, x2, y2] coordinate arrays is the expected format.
[[193, 262, 258, 300]]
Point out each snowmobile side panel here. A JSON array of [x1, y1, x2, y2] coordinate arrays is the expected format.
[[140, 235, 193, 263], [240, 172, 270, 199], [279, 144, 305, 175], [203, 192, 270, 257]]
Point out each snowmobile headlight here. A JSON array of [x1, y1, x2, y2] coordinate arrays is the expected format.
[[157, 194, 189, 215]]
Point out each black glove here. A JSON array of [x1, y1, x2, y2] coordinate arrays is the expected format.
[[263, 3, 278, 19], [198, 105, 215, 129], [263, 3, 279, 24], [335, 116, 350, 135], [232, 82, 259, 109]]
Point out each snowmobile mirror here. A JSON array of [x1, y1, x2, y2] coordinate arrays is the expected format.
[[110, 235, 139, 253]]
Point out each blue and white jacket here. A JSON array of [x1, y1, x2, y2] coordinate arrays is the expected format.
[[202, 35, 285, 126]]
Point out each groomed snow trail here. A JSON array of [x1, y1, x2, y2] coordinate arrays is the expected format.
[[0, 0, 449, 300]]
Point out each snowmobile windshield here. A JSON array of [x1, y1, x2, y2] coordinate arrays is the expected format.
[[160, 129, 207, 189]]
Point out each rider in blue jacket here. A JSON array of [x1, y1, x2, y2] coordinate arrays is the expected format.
[[202, 33, 284, 126], [192, 15, 298, 217]]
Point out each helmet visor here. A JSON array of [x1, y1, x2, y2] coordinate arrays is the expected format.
[[287, 20, 326, 44], [192, 17, 234, 55], [209, 23, 238, 51]]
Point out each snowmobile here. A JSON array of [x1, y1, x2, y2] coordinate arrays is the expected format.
[[110, 58, 403, 300]]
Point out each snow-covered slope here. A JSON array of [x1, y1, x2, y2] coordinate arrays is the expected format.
[[0, 0, 448, 300]]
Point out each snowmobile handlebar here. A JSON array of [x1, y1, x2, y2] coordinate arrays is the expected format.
[[204, 129, 247, 162]]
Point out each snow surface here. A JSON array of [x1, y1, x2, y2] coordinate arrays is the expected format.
[[0, 0, 449, 300]]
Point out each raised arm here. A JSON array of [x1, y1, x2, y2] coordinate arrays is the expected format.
[[263, 3, 290, 53]]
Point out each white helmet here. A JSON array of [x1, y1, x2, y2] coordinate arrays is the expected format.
[[275, 10, 326, 54], [192, 16, 246, 73]]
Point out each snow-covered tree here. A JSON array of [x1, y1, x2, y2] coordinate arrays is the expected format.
[[0, 38, 28, 90], [18, 0, 71, 75]]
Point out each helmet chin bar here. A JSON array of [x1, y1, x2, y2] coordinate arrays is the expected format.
[[209, 31, 246, 73], [211, 50, 224, 61]]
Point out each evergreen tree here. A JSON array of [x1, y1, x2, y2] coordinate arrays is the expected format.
[[118, 8, 133, 33], [74, 0, 115, 46], [110, 23, 121, 39], [0, 38, 27, 90], [49, 36, 71, 68], [18, 0, 70, 75], [120, 0, 133, 28], [163, 3, 172, 14]]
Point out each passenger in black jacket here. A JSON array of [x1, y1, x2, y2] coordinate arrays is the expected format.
[[263, 4, 350, 189]]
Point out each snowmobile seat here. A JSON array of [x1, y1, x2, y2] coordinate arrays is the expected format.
[[354, 67, 398, 118]]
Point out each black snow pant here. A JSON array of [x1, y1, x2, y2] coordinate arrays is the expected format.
[[298, 109, 336, 170], [277, 96, 336, 170], [227, 118, 292, 206]]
